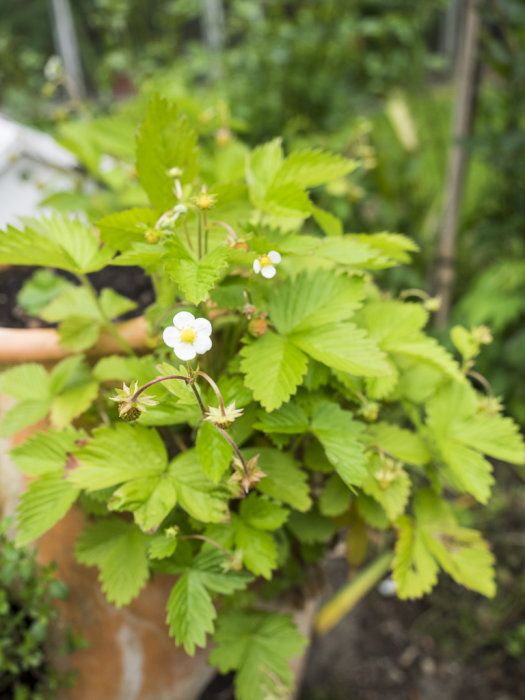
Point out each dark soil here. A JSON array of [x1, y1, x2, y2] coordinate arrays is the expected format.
[[0, 266, 154, 328]]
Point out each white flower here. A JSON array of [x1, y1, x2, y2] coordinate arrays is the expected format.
[[253, 251, 281, 279], [163, 312, 212, 361]]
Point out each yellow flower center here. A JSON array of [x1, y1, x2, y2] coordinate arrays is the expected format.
[[259, 254, 271, 267], [180, 327, 196, 343]]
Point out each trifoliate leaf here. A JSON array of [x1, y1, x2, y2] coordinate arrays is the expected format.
[[164, 237, 230, 304], [240, 332, 308, 411], [70, 424, 168, 490], [268, 269, 364, 335], [97, 207, 159, 251], [167, 449, 229, 523], [0, 215, 113, 272], [9, 427, 81, 476], [166, 548, 251, 654], [319, 474, 351, 517], [292, 322, 390, 377], [16, 474, 80, 546], [136, 95, 199, 210], [196, 420, 233, 483], [244, 447, 311, 512], [17, 269, 73, 316], [310, 401, 367, 487], [75, 518, 149, 606], [210, 609, 307, 700]]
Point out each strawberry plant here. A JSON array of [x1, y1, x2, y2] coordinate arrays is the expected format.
[[1, 96, 523, 700]]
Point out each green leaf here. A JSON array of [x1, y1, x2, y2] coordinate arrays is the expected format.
[[353, 232, 419, 265], [292, 323, 390, 377], [366, 423, 431, 466], [50, 379, 99, 430], [241, 332, 308, 411], [253, 401, 309, 435], [0, 399, 51, 438], [57, 316, 102, 351], [75, 518, 149, 606], [311, 205, 343, 237], [16, 474, 80, 546], [97, 207, 159, 251], [17, 269, 73, 316], [244, 448, 311, 512], [40, 286, 100, 322], [109, 476, 177, 532], [9, 427, 81, 476], [167, 449, 229, 523], [167, 549, 251, 654], [317, 237, 378, 266], [136, 95, 199, 210], [196, 420, 233, 483], [210, 609, 307, 700], [0, 363, 50, 400], [0, 215, 112, 272], [269, 270, 364, 335], [361, 456, 411, 522], [234, 517, 277, 579], [262, 182, 312, 218], [310, 401, 367, 487], [287, 509, 336, 544], [393, 516, 439, 600], [99, 288, 137, 319], [276, 148, 357, 188], [319, 474, 351, 517], [246, 138, 283, 204], [239, 494, 289, 531], [70, 425, 168, 490], [148, 532, 178, 560], [164, 237, 230, 304]]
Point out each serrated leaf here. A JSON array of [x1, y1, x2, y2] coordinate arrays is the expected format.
[[244, 447, 311, 512], [210, 609, 307, 700], [109, 242, 165, 270], [253, 401, 309, 435], [9, 427, 81, 476], [311, 205, 343, 237], [99, 288, 137, 319], [319, 474, 351, 517], [292, 323, 390, 377], [75, 518, 149, 606], [239, 493, 289, 531], [167, 449, 229, 522], [276, 148, 357, 188], [246, 138, 283, 204], [57, 316, 101, 351], [97, 207, 159, 251], [393, 516, 439, 600], [15, 474, 79, 546], [0, 215, 112, 272], [287, 509, 336, 544], [0, 363, 50, 400], [148, 532, 178, 560], [196, 420, 233, 482], [263, 182, 312, 218], [361, 456, 411, 522], [70, 424, 168, 490], [167, 548, 251, 654], [310, 401, 367, 487], [241, 332, 308, 411], [50, 379, 99, 429], [136, 95, 199, 209], [17, 269, 73, 316], [268, 269, 364, 335], [109, 476, 177, 532], [353, 232, 419, 266], [40, 286, 100, 322], [234, 517, 277, 579], [366, 423, 431, 466], [0, 399, 51, 438], [164, 237, 230, 304], [318, 237, 378, 266]]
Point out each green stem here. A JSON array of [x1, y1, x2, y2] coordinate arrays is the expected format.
[[315, 551, 394, 635], [197, 213, 202, 259], [203, 210, 209, 255], [196, 370, 226, 416], [78, 274, 136, 356], [131, 375, 188, 403]]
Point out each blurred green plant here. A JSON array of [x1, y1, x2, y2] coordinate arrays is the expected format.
[[0, 518, 80, 699]]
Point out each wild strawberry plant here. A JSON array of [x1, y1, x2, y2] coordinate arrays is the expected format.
[[1, 96, 524, 700]]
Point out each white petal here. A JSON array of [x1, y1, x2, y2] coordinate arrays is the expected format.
[[253, 259, 261, 273], [173, 342, 197, 361], [268, 250, 281, 264], [173, 311, 195, 329], [193, 335, 212, 354], [194, 317, 212, 336], [261, 265, 276, 279], [163, 326, 180, 347]]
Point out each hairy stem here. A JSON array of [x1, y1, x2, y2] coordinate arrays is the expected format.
[[196, 370, 226, 416], [130, 375, 188, 403]]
